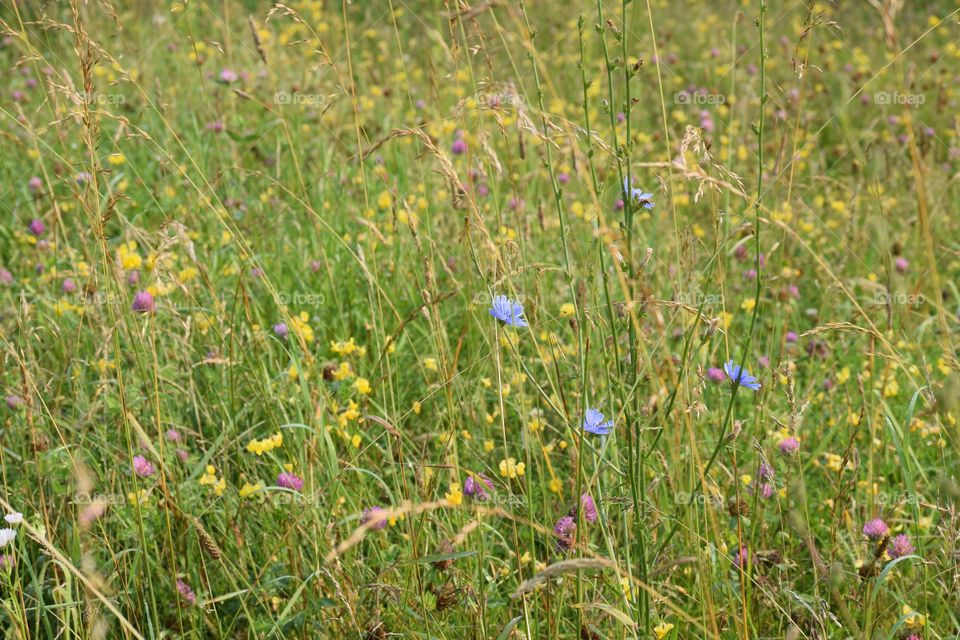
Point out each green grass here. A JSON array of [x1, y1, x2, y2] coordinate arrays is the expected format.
[[0, 0, 959, 638]]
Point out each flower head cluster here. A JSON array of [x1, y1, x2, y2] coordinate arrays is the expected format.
[[464, 474, 494, 501], [277, 471, 304, 492], [553, 515, 576, 551], [582, 408, 613, 436], [887, 533, 915, 559], [863, 518, 889, 541], [489, 295, 528, 327], [723, 359, 761, 391], [361, 506, 388, 530], [622, 179, 655, 209], [499, 457, 526, 479], [199, 465, 226, 496], [246, 432, 283, 456], [133, 455, 156, 477]]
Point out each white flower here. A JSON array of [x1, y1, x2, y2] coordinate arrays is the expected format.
[[0, 528, 16, 548], [4, 512, 22, 525]]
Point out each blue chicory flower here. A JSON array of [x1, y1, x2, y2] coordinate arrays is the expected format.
[[489, 294, 528, 327], [724, 359, 761, 391], [622, 178, 655, 209], [582, 408, 613, 435]]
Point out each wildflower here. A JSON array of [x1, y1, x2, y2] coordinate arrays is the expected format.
[[199, 465, 219, 487], [894, 257, 909, 274], [361, 506, 388, 530], [759, 462, 774, 480], [582, 408, 613, 435], [553, 515, 576, 551], [785, 331, 798, 343], [0, 269, 11, 285], [444, 482, 463, 506], [277, 471, 304, 492], [62, 278, 77, 294], [0, 555, 15, 570], [577, 493, 598, 523], [863, 518, 889, 541], [888, 533, 915, 559], [654, 621, 674, 639], [28, 218, 45, 236], [133, 455, 156, 477], [353, 377, 372, 395], [219, 68, 238, 83], [622, 178, 655, 209], [28, 176, 42, 193], [239, 482, 262, 498], [0, 528, 16, 548], [498, 457, 526, 479], [489, 294, 528, 327], [246, 432, 283, 456], [706, 367, 726, 383], [779, 437, 799, 455], [559, 303, 575, 318], [273, 322, 288, 339], [79, 501, 106, 527], [463, 474, 493, 501], [287, 312, 314, 343], [131, 290, 155, 314], [732, 546, 750, 568], [176, 579, 197, 605], [723, 360, 761, 390], [5, 396, 22, 410], [4, 513, 22, 525], [451, 138, 467, 155]]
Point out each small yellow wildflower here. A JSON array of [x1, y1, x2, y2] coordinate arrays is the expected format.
[[239, 482, 262, 498], [445, 483, 463, 506], [499, 457, 525, 479], [353, 377, 372, 395]]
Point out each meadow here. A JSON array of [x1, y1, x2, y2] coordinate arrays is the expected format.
[[1, 0, 959, 638]]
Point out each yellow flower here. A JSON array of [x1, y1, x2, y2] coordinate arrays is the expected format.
[[423, 357, 438, 371], [116, 241, 142, 270], [559, 303, 575, 317], [199, 465, 218, 486], [332, 361, 352, 381], [239, 482, 262, 498], [107, 152, 126, 165], [654, 621, 674, 639], [498, 457, 525, 479], [353, 377, 372, 395], [412, 401, 422, 415], [330, 337, 360, 356], [445, 482, 463, 506], [288, 312, 314, 343], [902, 605, 925, 628], [246, 432, 283, 456]]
